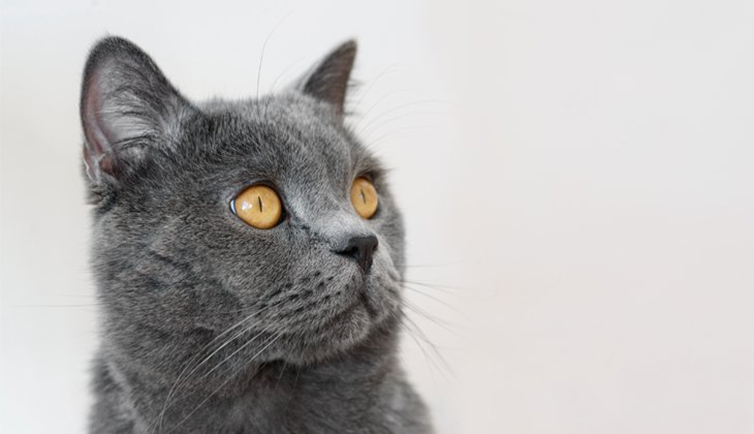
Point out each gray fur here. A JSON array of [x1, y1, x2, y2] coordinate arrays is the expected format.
[[80, 37, 432, 433]]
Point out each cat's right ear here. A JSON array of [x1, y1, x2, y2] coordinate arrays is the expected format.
[[294, 40, 357, 116], [80, 37, 193, 185]]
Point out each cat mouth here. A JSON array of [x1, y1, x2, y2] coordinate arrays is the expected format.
[[347, 277, 379, 319], [322, 285, 377, 329], [333, 294, 370, 322], [357, 291, 379, 318]]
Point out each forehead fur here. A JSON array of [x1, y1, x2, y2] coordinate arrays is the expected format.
[[140, 93, 383, 197]]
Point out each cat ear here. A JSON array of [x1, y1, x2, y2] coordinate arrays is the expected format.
[[80, 37, 193, 184], [296, 40, 357, 115]]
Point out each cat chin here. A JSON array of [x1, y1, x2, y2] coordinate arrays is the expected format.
[[276, 301, 400, 366], [282, 305, 373, 365]]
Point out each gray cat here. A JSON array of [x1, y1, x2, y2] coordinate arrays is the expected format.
[[80, 36, 433, 434]]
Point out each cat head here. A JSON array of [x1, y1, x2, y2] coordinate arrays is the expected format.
[[80, 37, 405, 373]]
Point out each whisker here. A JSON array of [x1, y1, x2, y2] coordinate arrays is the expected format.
[[193, 322, 277, 385], [400, 315, 455, 379], [364, 125, 445, 150], [359, 110, 452, 138], [255, 12, 291, 121], [353, 88, 416, 127], [272, 359, 288, 392], [280, 364, 301, 416], [256, 15, 288, 102], [398, 320, 441, 381], [401, 284, 465, 318], [268, 59, 302, 95], [401, 298, 461, 334], [358, 100, 453, 133], [348, 65, 401, 116], [156, 303, 277, 432], [399, 279, 465, 295], [165, 331, 285, 433], [394, 261, 461, 269]]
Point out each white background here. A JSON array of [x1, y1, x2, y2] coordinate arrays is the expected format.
[[2, 0, 753, 433]]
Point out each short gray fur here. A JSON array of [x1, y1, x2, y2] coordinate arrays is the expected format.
[[79, 37, 433, 433]]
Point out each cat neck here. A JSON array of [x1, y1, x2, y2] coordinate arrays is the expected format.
[[95, 316, 408, 433]]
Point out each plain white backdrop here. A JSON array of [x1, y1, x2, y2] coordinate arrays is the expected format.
[[1, 0, 753, 433]]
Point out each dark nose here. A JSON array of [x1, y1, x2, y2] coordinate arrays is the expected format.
[[335, 235, 378, 274]]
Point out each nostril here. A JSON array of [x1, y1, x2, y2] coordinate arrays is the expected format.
[[341, 245, 359, 260], [335, 235, 378, 274]]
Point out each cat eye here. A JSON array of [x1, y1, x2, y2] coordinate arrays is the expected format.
[[350, 177, 379, 219], [232, 185, 283, 229]]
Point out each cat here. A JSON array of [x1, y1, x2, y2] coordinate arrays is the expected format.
[[80, 36, 433, 434]]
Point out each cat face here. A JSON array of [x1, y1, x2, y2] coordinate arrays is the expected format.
[[81, 38, 405, 372]]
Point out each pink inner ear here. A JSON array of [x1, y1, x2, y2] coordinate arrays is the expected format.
[[82, 69, 118, 181]]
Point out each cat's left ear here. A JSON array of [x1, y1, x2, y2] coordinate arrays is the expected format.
[[295, 40, 357, 116], [80, 37, 194, 185]]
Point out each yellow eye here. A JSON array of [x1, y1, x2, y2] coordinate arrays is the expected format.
[[350, 177, 378, 219], [232, 185, 282, 229]]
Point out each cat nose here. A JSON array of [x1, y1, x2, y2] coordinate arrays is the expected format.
[[335, 235, 378, 274]]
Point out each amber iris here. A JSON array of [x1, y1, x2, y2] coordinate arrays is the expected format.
[[233, 185, 282, 229], [350, 177, 378, 219]]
